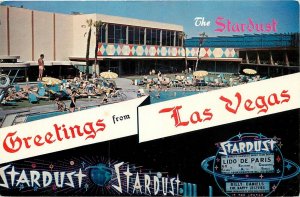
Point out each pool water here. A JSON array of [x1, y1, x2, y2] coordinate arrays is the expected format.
[[150, 90, 205, 103], [26, 111, 67, 122]]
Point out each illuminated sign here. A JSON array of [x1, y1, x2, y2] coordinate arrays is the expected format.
[[201, 133, 300, 196], [0, 157, 196, 196]]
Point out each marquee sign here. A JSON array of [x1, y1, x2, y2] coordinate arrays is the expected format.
[[0, 157, 197, 196], [201, 133, 300, 196]]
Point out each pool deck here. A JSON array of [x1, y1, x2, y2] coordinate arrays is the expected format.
[[0, 78, 139, 121]]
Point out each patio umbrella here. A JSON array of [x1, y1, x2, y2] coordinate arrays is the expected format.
[[193, 70, 208, 78], [243, 68, 257, 75], [175, 75, 181, 80], [42, 77, 62, 85], [100, 71, 118, 79]]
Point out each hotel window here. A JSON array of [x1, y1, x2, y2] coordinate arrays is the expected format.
[[176, 32, 181, 46], [162, 30, 166, 46], [135, 27, 140, 45], [146, 28, 151, 45], [115, 25, 121, 44], [108, 24, 115, 43], [151, 29, 159, 45], [121, 25, 127, 44], [128, 26, 134, 44], [100, 25, 106, 43], [140, 28, 145, 45], [170, 31, 175, 46], [166, 31, 171, 46]]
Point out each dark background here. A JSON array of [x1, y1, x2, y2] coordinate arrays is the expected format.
[[0, 109, 299, 196]]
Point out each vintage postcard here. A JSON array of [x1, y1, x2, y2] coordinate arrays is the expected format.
[[0, 0, 299, 196]]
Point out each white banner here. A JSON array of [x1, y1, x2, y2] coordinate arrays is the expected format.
[[0, 97, 147, 164], [139, 73, 300, 142]]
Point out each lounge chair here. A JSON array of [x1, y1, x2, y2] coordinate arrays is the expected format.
[[28, 93, 39, 103], [1, 99, 17, 106], [50, 84, 60, 93], [222, 78, 228, 86], [15, 84, 21, 92], [38, 82, 44, 89], [37, 87, 49, 100]]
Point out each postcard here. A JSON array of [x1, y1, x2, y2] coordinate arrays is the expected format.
[[0, 1, 299, 196]]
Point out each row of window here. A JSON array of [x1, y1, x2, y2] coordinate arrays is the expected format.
[[185, 34, 298, 48], [98, 24, 182, 46]]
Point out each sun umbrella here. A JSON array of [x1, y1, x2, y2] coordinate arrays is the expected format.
[[175, 75, 181, 80], [193, 70, 208, 78], [100, 71, 118, 79], [42, 77, 62, 85], [243, 68, 257, 75]]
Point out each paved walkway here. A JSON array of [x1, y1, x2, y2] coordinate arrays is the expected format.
[[115, 78, 138, 99]]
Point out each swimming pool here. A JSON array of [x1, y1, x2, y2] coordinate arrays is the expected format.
[[150, 90, 206, 103], [25, 91, 204, 122]]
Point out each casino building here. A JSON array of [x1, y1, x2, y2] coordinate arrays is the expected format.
[[186, 33, 299, 77], [0, 5, 240, 81]]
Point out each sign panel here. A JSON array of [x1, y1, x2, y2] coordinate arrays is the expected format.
[[0, 97, 148, 164], [226, 182, 270, 193], [221, 153, 274, 174]]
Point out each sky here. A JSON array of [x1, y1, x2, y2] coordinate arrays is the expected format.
[[1, 0, 299, 38]]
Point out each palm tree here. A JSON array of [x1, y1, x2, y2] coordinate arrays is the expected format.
[[93, 20, 105, 76], [84, 19, 93, 79], [195, 32, 207, 71], [178, 32, 188, 72]]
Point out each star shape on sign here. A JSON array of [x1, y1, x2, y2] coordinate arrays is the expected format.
[[277, 141, 283, 148], [272, 185, 277, 191], [259, 174, 264, 179], [33, 185, 38, 192], [258, 133, 263, 138], [19, 184, 24, 191], [84, 183, 89, 191], [237, 133, 242, 139], [31, 163, 37, 169], [286, 163, 292, 170], [216, 158, 220, 162], [214, 165, 218, 170], [276, 156, 281, 163]]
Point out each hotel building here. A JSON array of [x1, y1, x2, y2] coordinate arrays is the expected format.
[[0, 5, 240, 80]]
